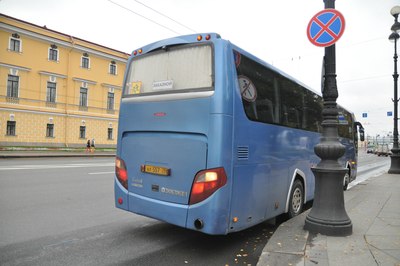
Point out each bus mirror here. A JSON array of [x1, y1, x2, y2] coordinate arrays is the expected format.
[[359, 128, 365, 142]]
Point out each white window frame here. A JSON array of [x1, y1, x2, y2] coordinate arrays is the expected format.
[[107, 127, 113, 140], [9, 37, 22, 53], [109, 62, 117, 75], [81, 55, 90, 69], [107, 90, 115, 110], [7, 74, 20, 98], [46, 81, 57, 103], [48, 47, 59, 62], [46, 123, 55, 138], [79, 87, 88, 107]]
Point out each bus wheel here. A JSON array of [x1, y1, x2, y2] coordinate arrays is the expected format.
[[343, 172, 350, 191], [288, 180, 304, 218]]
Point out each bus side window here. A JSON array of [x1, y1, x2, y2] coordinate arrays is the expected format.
[[256, 98, 275, 124], [234, 51, 278, 125]]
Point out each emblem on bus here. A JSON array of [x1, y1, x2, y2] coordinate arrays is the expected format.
[[161, 187, 188, 197], [154, 112, 166, 117]]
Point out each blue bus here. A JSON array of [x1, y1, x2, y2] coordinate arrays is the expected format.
[[115, 33, 364, 235]]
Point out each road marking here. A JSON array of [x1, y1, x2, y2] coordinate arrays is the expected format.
[[88, 171, 114, 175], [0, 163, 114, 171], [348, 160, 389, 190]]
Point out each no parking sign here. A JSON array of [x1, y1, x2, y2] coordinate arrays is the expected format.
[[307, 9, 345, 47]]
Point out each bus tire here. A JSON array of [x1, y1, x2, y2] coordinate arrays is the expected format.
[[288, 179, 304, 219], [343, 171, 350, 191]]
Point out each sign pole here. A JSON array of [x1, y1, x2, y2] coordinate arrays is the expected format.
[[304, 0, 352, 236]]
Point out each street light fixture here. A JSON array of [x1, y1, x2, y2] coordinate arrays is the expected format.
[[388, 6, 400, 174]]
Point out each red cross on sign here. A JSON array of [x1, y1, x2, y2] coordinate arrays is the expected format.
[[307, 9, 345, 47]]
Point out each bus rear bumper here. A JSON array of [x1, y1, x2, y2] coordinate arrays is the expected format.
[[127, 192, 188, 228], [115, 178, 230, 234]]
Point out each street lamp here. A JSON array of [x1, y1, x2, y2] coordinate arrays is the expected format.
[[388, 6, 400, 174], [304, 0, 352, 236]]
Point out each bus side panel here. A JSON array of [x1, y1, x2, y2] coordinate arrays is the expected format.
[[230, 164, 270, 232], [229, 63, 319, 231], [230, 122, 318, 232], [186, 185, 231, 235]]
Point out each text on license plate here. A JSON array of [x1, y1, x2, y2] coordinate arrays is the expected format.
[[141, 164, 171, 176]]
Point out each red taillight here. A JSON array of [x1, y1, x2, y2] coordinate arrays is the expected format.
[[189, 167, 227, 205], [115, 157, 128, 190]]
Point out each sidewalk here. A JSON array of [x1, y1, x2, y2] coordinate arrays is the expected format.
[[257, 173, 400, 266], [0, 149, 115, 158]]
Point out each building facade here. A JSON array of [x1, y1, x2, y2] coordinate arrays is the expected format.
[[0, 14, 129, 148]]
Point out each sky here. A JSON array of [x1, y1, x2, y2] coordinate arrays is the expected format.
[[1, 0, 399, 137]]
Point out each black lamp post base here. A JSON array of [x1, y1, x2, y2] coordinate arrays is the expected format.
[[304, 215, 352, 236], [388, 153, 400, 174], [304, 167, 352, 236]]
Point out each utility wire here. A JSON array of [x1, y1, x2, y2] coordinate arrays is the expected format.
[[108, 0, 181, 35], [134, 0, 197, 33]]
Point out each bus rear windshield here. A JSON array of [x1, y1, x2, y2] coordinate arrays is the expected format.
[[123, 44, 213, 97]]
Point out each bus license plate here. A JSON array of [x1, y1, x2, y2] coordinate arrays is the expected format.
[[141, 165, 171, 176]]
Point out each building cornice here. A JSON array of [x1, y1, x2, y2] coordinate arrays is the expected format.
[[38, 71, 67, 79], [0, 107, 118, 121], [72, 77, 97, 85], [0, 21, 129, 63], [101, 83, 122, 90], [0, 62, 31, 72]]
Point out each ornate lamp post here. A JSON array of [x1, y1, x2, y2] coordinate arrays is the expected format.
[[304, 0, 352, 236], [388, 6, 400, 174]]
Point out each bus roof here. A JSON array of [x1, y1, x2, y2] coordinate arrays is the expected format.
[[128, 33, 355, 118]]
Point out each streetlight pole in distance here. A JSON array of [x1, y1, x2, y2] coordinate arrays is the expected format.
[[388, 6, 400, 174]]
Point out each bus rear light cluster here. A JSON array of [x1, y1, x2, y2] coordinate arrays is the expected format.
[[189, 167, 227, 205], [115, 157, 128, 190]]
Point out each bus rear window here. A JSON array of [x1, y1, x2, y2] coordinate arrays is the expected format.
[[124, 44, 213, 97]]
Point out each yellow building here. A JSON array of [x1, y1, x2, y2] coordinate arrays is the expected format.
[[0, 13, 129, 148]]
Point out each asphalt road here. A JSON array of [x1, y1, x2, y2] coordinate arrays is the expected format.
[[0, 157, 277, 266], [0, 153, 390, 266]]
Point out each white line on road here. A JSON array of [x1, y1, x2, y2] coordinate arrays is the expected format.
[[348, 160, 390, 190], [88, 172, 115, 175], [0, 163, 114, 171]]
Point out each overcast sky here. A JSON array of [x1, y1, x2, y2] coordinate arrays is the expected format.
[[1, 0, 399, 137]]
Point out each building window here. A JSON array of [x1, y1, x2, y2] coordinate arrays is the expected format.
[[109, 62, 117, 75], [7, 75, 19, 98], [46, 123, 54, 137], [80, 126, 86, 139], [108, 128, 113, 140], [81, 55, 90, 69], [107, 92, 114, 110], [46, 82, 56, 102], [48, 46, 58, 61], [9, 37, 21, 52], [6, 121, 16, 136], [79, 87, 88, 107]]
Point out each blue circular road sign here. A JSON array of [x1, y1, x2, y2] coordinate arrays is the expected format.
[[307, 9, 345, 47]]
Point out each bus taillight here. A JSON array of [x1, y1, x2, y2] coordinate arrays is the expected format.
[[115, 157, 128, 190], [189, 168, 227, 205]]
